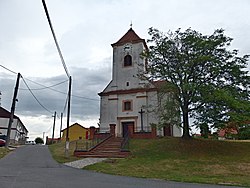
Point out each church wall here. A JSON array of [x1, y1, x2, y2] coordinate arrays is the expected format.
[[108, 95, 118, 125], [99, 96, 110, 133], [112, 43, 146, 91], [135, 92, 148, 132], [173, 124, 182, 137], [146, 91, 160, 126]]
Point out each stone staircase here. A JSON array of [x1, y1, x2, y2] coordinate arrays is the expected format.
[[74, 137, 130, 158]]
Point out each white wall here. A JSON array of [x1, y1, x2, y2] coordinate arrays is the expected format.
[[0, 117, 28, 142]]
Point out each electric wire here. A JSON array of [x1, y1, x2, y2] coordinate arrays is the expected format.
[[19, 79, 68, 91], [0, 64, 99, 101], [62, 94, 68, 114], [0, 64, 17, 75], [21, 75, 54, 115], [41, 0, 70, 78], [45, 124, 53, 133], [22, 77, 98, 101]]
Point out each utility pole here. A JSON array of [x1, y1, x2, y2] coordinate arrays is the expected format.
[[0, 91, 2, 107], [60, 112, 63, 139], [65, 76, 72, 158], [43, 132, 45, 144], [138, 108, 145, 132], [51, 111, 56, 144], [6, 73, 21, 148]]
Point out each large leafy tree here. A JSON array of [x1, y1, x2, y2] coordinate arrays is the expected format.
[[143, 28, 250, 139]]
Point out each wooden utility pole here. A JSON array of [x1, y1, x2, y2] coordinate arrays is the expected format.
[[43, 132, 45, 143], [51, 111, 56, 143], [6, 73, 21, 148], [60, 112, 63, 139], [65, 76, 72, 158], [0, 91, 2, 107]]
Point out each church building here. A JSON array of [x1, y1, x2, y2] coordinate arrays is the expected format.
[[98, 28, 182, 137]]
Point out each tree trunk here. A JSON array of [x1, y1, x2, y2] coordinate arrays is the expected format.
[[182, 108, 191, 139]]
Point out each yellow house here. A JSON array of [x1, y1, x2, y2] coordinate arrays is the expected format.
[[61, 123, 88, 141]]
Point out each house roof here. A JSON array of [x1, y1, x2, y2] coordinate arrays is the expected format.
[[99, 80, 175, 96], [98, 87, 158, 96], [0, 106, 19, 119], [152, 80, 167, 88], [61, 122, 88, 132], [111, 28, 148, 49], [0, 106, 28, 133]]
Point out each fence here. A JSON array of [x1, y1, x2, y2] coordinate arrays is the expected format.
[[134, 125, 152, 133], [75, 134, 111, 151]]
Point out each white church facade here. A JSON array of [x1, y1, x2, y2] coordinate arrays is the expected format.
[[98, 28, 182, 138]]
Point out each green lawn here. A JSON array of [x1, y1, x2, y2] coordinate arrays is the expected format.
[[48, 141, 79, 163], [48, 139, 105, 163], [0, 147, 10, 159], [84, 137, 250, 187]]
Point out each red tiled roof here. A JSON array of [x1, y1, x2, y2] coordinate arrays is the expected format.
[[112, 28, 147, 49], [47, 138, 61, 141], [152, 80, 167, 88], [61, 122, 88, 132], [98, 87, 158, 96]]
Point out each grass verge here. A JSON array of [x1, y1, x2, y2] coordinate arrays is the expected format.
[[0, 147, 10, 159], [48, 141, 79, 163], [84, 137, 250, 187]]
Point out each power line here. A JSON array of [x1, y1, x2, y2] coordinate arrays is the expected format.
[[45, 124, 53, 133], [21, 76, 54, 115], [62, 94, 68, 114], [0, 64, 18, 75], [19, 79, 68, 91], [42, 0, 70, 78], [72, 94, 99, 101], [22, 77, 99, 101], [1, 64, 99, 101]]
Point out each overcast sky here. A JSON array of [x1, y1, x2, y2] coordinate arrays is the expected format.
[[0, 0, 249, 140]]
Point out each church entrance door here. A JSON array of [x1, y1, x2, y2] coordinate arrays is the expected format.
[[122, 122, 134, 137]]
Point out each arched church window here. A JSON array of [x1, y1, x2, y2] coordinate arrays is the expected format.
[[124, 55, 132, 67]]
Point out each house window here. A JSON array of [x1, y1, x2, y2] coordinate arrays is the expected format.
[[126, 82, 129, 86], [123, 100, 133, 111], [124, 55, 132, 67]]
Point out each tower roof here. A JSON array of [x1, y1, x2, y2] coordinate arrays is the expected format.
[[111, 28, 147, 48]]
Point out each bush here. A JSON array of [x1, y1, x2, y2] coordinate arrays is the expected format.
[[35, 137, 44, 144], [238, 125, 250, 140]]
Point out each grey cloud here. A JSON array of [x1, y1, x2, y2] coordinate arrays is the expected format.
[[0, 60, 111, 122]]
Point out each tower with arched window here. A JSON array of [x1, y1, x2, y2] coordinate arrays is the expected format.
[[98, 28, 182, 137]]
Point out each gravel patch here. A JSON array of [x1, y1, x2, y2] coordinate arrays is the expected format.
[[64, 158, 107, 169]]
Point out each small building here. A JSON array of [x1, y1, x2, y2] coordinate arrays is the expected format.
[[0, 106, 28, 144], [61, 123, 89, 141], [46, 137, 61, 145]]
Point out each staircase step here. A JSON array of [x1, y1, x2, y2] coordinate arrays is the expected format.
[[75, 154, 130, 158], [74, 136, 129, 158]]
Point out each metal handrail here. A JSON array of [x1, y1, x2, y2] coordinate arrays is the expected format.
[[121, 132, 130, 152], [75, 134, 111, 152]]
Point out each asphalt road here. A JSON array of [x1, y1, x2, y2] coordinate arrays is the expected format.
[[0, 145, 242, 188]]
